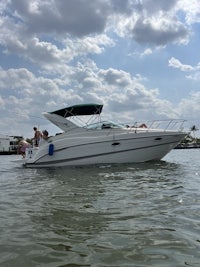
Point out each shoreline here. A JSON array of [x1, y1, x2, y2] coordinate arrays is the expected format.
[[0, 151, 17, 155]]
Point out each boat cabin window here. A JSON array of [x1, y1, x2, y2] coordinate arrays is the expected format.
[[86, 121, 124, 130]]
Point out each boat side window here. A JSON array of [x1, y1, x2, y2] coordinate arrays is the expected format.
[[86, 121, 124, 130], [102, 123, 111, 129], [101, 122, 124, 129]]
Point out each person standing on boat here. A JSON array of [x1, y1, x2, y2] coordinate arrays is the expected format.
[[32, 127, 42, 147]]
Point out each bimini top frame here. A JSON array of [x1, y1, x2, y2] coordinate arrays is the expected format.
[[49, 103, 103, 118]]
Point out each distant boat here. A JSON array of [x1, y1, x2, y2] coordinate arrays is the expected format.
[[175, 143, 200, 149], [15, 103, 187, 167], [0, 135, 21, 155]]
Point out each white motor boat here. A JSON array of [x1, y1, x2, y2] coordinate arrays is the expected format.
[[21, 103, 187, 167]]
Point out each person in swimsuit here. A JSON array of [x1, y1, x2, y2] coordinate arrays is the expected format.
[[32, 127, 42, 147], [18, 139, 30, 158]]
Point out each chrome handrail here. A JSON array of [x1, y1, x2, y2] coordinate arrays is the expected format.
[[130, 119, 186, 132]]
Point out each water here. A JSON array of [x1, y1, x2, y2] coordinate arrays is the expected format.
[[0, 149, 200, 267]]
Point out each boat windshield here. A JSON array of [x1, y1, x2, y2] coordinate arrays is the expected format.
[[86, 121, 124, 130]]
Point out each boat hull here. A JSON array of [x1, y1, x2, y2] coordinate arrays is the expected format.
[[23, 131, 186, 167]]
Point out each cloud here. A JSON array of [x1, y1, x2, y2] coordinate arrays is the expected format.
[[8, 0, 110, 37], [0, 94, 5, 108], [168, 57, 193, 71], [141, 48, 152, 56], [98, 68, 132, 88], [168, 57, 200, 81], [110, 0, 190, 46], [1, 0, 191, 49], [1, 0, 200, 136], [177, 0, 200, 25], [178, 91, 200, 119], [0, 64, 185, 136], [131, 15, 189, 46]]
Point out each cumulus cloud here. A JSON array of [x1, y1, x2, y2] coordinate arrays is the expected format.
[[132, 16, 189, 46], [168, 57, 200, 81], [177, 0, 200, 25], [0, 63, 184, 136], [8, 0, 109, 37], [0, 0, 200, 135], [141, 48, 152, 56], [0, 0, 193, 50], [178, 91, 200, 118], [110, 0, 190, 46], [0, 0, 196, 79], [168, 57, 194, 71]]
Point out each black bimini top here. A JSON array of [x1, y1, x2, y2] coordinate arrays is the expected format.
[[50, 103, 103, 118]]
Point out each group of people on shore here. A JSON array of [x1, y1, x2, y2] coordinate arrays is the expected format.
[[18, 127, 48, 158]]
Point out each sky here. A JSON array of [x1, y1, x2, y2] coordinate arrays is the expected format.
[[0, 0, 200, 138]]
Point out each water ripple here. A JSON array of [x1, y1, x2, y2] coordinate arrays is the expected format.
[[0, 150, 200, 266]]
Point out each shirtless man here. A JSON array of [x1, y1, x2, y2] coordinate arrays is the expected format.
[[33, 127, 42, 146]]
